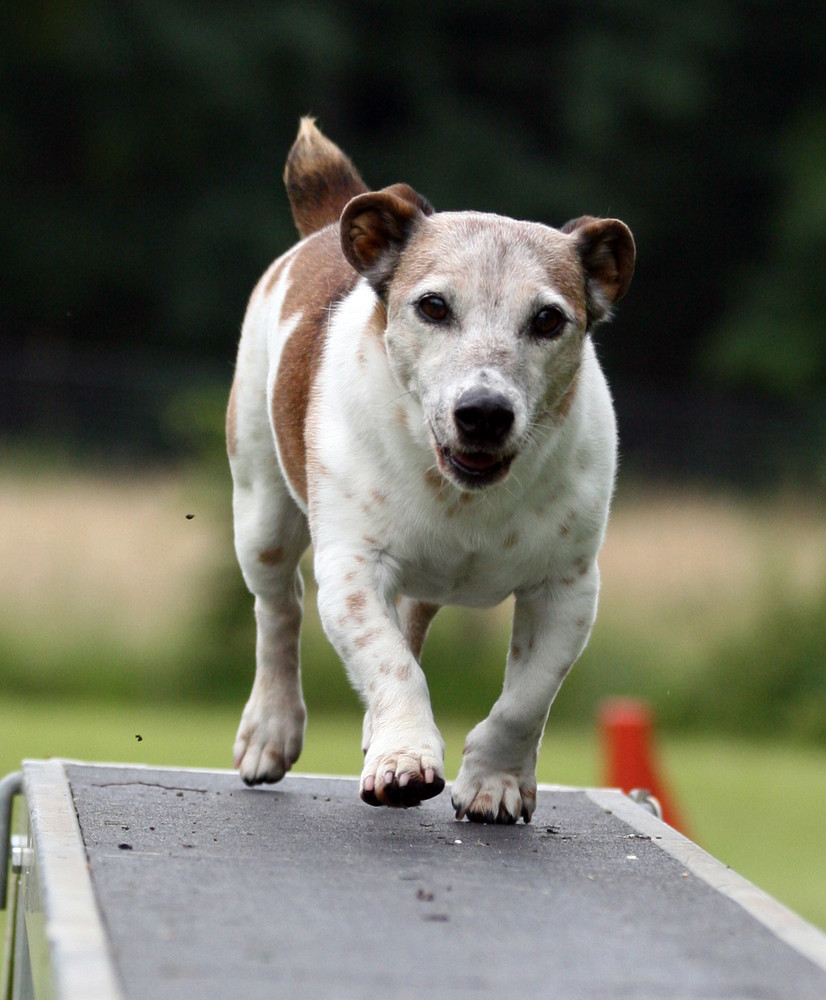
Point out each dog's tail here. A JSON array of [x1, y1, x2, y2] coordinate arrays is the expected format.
[[284, 117, 369, 239]]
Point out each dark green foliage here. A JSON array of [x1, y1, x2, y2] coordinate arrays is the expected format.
[[3, 1, 826, 402]]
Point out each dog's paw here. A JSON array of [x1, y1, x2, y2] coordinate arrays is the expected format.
[[233, 694, 306, 786], [451, 766, 537, 824], [360, 740, 445, 808]]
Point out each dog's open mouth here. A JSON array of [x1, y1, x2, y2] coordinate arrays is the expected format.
[[435, 441, 515, 489]]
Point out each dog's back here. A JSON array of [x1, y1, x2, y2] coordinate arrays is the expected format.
[[284, 117, 369, 238]]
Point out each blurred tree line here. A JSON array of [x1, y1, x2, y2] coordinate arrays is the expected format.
[[2, 1, 826, 478]]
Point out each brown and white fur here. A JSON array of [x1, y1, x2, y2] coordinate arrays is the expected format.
[[227, 118, 635, 823]]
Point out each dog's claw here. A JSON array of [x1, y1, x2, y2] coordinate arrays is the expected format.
[[360, 772, 445, 808], [451, 767, 537, 825], [233, 692, 306, 786], [360, 752, 445, 809]]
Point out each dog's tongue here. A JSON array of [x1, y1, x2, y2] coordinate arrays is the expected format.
[[453, 451, 500, 472]]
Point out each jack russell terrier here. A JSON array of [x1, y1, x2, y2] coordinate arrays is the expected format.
[[227, 118, 634, 823]]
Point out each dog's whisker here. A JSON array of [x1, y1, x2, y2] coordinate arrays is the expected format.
[[388, 389, 415, 406], [499, 477, 522, 503]]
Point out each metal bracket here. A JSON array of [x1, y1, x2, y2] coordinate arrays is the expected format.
[[0, 771, 23, 910], [628, 787, 663, 820]]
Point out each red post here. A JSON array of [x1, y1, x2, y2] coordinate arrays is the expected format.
[[598, 698, 689, 834]]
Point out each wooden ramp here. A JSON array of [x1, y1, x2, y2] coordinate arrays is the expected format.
[[5, 760, 826, 999]]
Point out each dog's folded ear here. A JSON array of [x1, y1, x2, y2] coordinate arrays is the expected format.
[[562, 216, 636, 328], [341, 184, 434, 298]]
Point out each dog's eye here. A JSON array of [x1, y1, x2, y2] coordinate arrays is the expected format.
[[532, 306, 566, 338], [417, 294, 450, 323]]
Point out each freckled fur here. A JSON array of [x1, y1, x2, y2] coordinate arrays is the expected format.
[[228, 119, 634, 821]]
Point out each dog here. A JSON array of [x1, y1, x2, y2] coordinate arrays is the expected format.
[[227, 118, 634, 823]]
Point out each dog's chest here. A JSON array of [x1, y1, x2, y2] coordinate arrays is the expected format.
[[393, 540, 535, 606], [346, 470, 596, 607]]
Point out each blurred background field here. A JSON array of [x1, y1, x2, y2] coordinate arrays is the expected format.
[[2, 0, 826, 935]]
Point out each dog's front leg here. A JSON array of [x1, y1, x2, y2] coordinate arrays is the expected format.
[[452, 567, 600, 824], [315, 549, 446, 807]]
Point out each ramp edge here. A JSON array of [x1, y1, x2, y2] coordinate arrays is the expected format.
[[22, 759, 127, 1000], [586, 788, 826, 975]]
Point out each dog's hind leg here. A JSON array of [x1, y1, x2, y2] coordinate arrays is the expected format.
[[231, 468, 310, 785], [229, 376, 311, 784]]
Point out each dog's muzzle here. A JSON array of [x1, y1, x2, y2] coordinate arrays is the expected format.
[[433, 388, 517, 489]]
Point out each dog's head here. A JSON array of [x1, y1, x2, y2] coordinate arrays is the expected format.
[[341, 186, 634, 491]]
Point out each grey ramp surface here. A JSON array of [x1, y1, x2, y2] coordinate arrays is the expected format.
[[67, 765, 826, 1000]]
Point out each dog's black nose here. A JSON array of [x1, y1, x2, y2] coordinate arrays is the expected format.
[[454, 388, 515, 446]]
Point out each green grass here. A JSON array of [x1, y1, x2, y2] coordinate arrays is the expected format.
[[2, 697, 824, 932]]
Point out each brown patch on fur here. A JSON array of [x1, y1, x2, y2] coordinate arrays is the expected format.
[[272, 227, 360, 504], [284, 118, 369, 239], [402, 601, 440, 661], [395, 664, 411, 682], [503, 531, 520, 549], [511, 644, 522, 660], [544, 257, 589, 324], [423, 468, 444, 491], [559, 511, 576, 537], [258, 546, 284, 566], [370, 489, 389, 507], [225, 378, 238, 457], [262, 255, 290, 298], [346, 591, 367, 624], [354, 628, 380, 649], [555, 371, 580, 421], [366, 300, 388, 343]]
